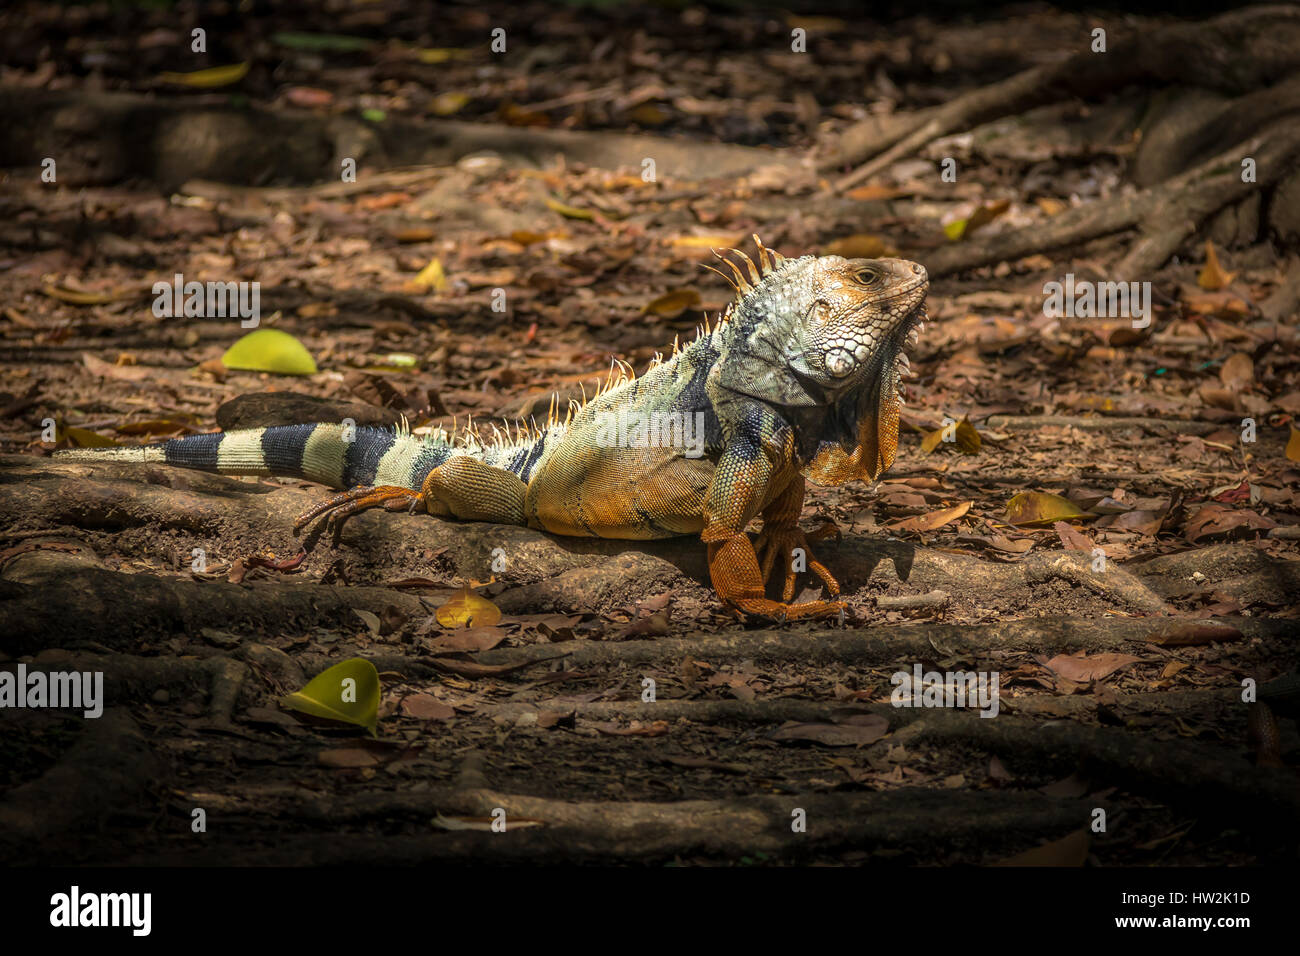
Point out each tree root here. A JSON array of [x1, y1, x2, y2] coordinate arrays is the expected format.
[[824, 7, 1300, 187], [0, 709, 160, 860], [922, 120, 1300, 278]]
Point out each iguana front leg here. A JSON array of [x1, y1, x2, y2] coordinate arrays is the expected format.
[[701, 433, 845, 621], [754, 475, 841, 603], [295, 457, 527, 536]]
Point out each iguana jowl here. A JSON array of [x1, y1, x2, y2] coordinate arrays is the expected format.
[[59, 238, 928, 621]]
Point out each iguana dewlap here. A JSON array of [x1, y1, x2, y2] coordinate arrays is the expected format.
[[58, 238, 928, 621]]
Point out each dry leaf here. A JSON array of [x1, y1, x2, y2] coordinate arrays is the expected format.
[[1040, 652, 1142, 683], [889, 500, 972, 534], [641, 289, 700, 318], [1006, 492, 1089, 527], [400, 694, 456, 720], [920, 416, 981, 455], [1197, 240, 1237, 290], [1219, 352, 1254, 390], [995, 829, 1090, 866], [823, 234, 896, 258], [1146, 623, 1244, 647]]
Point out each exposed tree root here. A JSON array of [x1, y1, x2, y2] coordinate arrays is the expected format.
[[0, 709, 159, 859], [922, 121, 1300, 278], [144, 787, 1085, 865], [824, 7, 1300, 187]]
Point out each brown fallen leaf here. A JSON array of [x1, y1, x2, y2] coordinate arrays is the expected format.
[[318, 748, 381, 769], [400, 694, 456, 720], [82, 352, 153, 382], [1184, 503, 1276, 543], [1219, 352, 1254, 390], [431, 654, 566, 679], [770, 714, 888, 747], [888, 500, 972, 534], [822, 234, 896, 258], [1053, 520, 1094, 552], [995, 829, 1090, 866], [1146, 623, 1244, 647], [428, 626, 507, 653], [593, 720, 670, 737], [1287, 427, 1300, 463], [1038, 652, 1143, 683]]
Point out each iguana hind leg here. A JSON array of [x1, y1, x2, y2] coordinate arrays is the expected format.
[[295, 456, 527, 536]]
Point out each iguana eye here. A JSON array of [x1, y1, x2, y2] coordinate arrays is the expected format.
[[855, 268, 880, 285]]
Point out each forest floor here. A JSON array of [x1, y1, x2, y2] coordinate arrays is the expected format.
[[0, 1, 1297, 865]]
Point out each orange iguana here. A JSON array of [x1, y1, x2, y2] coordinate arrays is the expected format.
[[58, 238, 929, 621]]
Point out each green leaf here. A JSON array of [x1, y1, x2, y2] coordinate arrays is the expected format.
[[272, 32, 376, 52], [282, 658, 381, 737], [361, 108, 388, 124], [221, 328, 318, 376]]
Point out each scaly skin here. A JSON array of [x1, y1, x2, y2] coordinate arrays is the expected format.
[[57, 237, 929, 622]]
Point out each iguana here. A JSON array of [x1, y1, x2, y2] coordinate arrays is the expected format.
[[57, 237, 928, 621]]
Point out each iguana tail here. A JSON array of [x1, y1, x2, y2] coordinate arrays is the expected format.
[[53, 424, 468, 491]]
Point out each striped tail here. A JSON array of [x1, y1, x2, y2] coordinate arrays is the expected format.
[[54, 424, 457, 491]]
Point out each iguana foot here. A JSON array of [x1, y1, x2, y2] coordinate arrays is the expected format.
[[707, 533, 845, 622], [754, 525, 841, 602], [729, 596, 847, 622], [294, 485, 423, 536]]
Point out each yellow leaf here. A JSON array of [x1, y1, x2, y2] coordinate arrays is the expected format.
[[281, 658, 381, 736], [115, 419, 197, 437], [921, 416, 981, 455], [159, 62, 250, 88], [641, 289, 700, 318], [670, 234, 744, 250], [41, 285, 128, 305], [545, 197, 595, 221], [627, 103, 669, 126], [845, 184, 906, 201], [1006, 492, 1090, 527], [221, 328, 318, 375], [435, 586, 502, 628], [1197, 240, 1237, 290], [406, 257, 448, 293], [943, 219, 968, 241], [945, 199, 1010, 241], [509, 229, 568, 246], [416, 48, 471, 64], [64, 426, 120, 448], [430, 92, 469, 115], [784, 15, 846, 32], [1287, 427, 1300, 463], [823, 234, 896, 258]]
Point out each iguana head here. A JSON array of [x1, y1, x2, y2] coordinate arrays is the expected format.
[[708, 237, 928, 484]]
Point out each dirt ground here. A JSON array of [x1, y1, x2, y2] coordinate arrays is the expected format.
[[0, 1, 1297, 866]]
